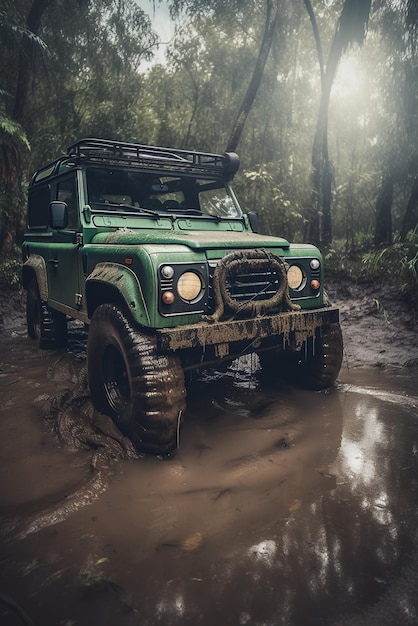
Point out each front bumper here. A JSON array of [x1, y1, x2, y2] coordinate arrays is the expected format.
[[156, 306, 339, 352]]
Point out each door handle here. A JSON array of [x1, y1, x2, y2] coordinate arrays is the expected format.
[[47, 258, 59, 268]]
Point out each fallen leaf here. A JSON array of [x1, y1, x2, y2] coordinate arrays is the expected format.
[[182, 532, 203, 551]]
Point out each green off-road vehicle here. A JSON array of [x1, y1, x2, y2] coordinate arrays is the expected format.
[[22, 138, 343, 455]]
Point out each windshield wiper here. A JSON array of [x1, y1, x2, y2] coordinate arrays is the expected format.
[[118, 203, 160, 216], [90, 202, 160, 217], [90, 201, 241, 222]]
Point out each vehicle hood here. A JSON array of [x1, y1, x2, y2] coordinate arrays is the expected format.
[[90, 228, 290, 250]]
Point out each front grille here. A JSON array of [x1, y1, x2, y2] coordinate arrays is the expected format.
[[206, 252, 320, 319], [226, 268, 280, 302]]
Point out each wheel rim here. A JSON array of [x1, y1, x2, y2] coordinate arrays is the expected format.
[[102, 344, 131, 413]]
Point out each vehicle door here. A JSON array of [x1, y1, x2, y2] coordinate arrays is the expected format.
[[47, 173, 83, 312]]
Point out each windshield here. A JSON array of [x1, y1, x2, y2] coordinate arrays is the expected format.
[[86, 167, 241, 218]]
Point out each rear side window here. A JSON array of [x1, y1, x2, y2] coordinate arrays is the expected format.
[[27, 185, 50, 228]]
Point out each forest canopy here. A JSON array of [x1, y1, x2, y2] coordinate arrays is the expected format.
[[0, 0, 417, 283]]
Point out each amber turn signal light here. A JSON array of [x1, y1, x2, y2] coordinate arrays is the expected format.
[[310, 279, 320, 290], [162, 291, 175, 305]]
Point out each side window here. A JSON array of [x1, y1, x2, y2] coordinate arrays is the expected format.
[[28, 185, 50, 228], [56, 177, 78, 229]]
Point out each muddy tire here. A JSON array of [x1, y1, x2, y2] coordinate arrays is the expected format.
[[260, 322, 343, 391], [87, 303, 186, 456], [26, 280, 67, 349]]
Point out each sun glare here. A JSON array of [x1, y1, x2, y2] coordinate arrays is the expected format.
[[333, 53, 367, 100]]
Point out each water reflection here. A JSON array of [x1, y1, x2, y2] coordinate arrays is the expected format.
[[147, 376, 418, 626], [248, 539, 278, 566]]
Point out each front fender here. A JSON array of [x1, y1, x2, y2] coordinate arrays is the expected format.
[[22, 255, 48, 301], [86, 262, 151, 326]]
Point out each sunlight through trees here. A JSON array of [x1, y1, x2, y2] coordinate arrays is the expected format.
[[0, 0, 417, 268]]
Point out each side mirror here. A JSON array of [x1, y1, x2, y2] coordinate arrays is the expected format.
[[248, 211, 259, 233], [50, 201, 68, 230]]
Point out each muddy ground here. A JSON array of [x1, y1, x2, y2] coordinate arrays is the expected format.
[[0, 279, 417, 626], [327, 277, 418, 369]]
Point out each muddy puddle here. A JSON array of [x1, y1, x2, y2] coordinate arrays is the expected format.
[[1, 319, 418, 626]]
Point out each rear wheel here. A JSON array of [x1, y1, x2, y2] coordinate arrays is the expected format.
[[260, 322, 343, 391], [87, 303, 186, 456], [26, 280, 67, 349]]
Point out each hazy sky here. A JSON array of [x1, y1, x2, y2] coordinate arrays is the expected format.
[[135, 0, 175, 52]]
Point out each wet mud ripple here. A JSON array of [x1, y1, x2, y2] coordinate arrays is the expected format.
[[1, 366, 138, 541]]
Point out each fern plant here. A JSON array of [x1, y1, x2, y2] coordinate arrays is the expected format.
[[362, 233, 418, 284]]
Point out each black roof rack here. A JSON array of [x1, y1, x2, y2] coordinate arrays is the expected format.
[[30, 139, 240, 187], [66, 138, 240, 179]]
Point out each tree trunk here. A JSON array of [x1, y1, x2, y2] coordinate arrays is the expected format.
[[305, 0, 335, 247], [13, 0, 50, 123], [400, 175, 418, 241], [225, 0, 279, 153], [303, 0, 325, 83], [305, 0, 371, 247], [322, 152, 333, 246], [374, 173, 393, 248], [308, 103, 333, 246], [307, 55, 336, 245]]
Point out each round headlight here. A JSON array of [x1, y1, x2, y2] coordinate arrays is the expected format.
[[161, 265, 174, 279], [287, 264, 305, 290], [177, 271, 203, 302], [310, 258, 320, 270]]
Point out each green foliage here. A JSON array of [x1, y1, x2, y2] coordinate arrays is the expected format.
[[362, 233, 418, 284], [0, 6, 48, 50], [0, 0, 416, 264], [0, 116, 30, 149], [0, 116, 30, 190], [0, 249, 22, 288], [235, 164, 305, 240], [323, 240, 364, 278], [0, 189, 26, 273], [323, 232, 418, 287], [372, 298, 391, 325], [333, 170, 378, 252], [10, 0, 159, 170]]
